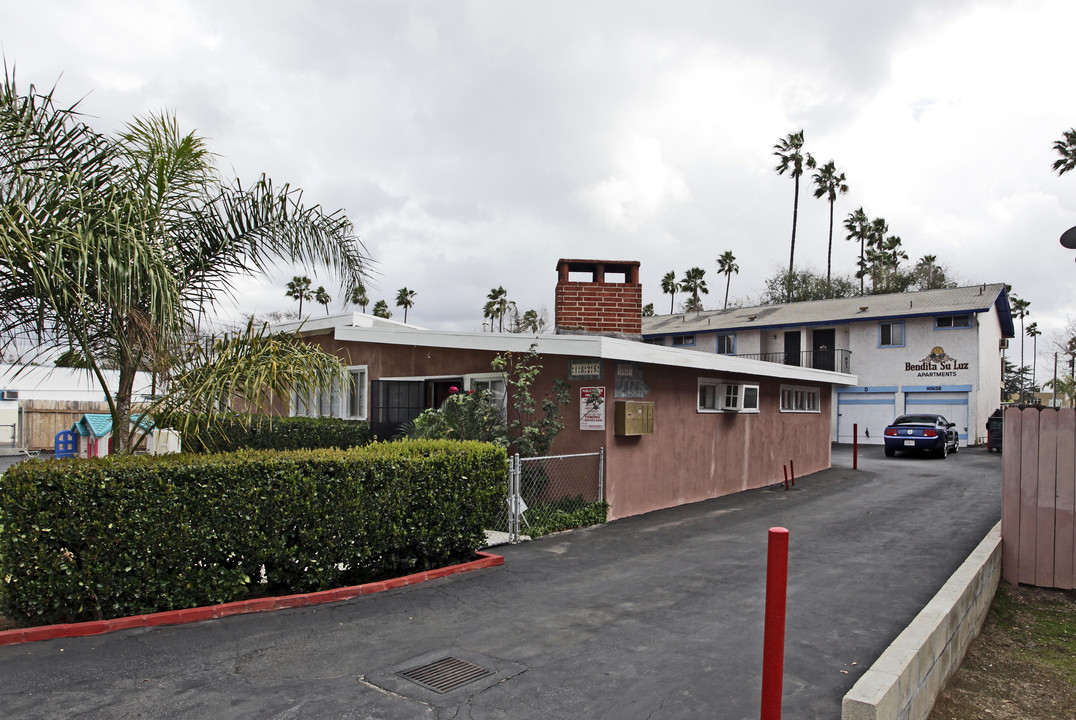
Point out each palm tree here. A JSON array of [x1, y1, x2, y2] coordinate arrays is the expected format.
[[1027, 321, 1041, 399], [314, 286, 332, 315], [1053, 128, 1076, 175], [715, 251, 739, 309], [0, 73, 367, 452], [395, 287, 417, 323], [773, 130, 815, 279], [679, 267, 708, 312], [286, 275, 314, 316], [486, 286, 510, 332], [349, 284, 369, 313], [1010, 294, 1030, 399], [843, 208, 871, 293], [661, 271, 679, 314], [811, 160, 849, 285], [372, 299, 392, 318]]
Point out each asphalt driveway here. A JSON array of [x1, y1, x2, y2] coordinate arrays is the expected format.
[[0, 445, 1002, 719]]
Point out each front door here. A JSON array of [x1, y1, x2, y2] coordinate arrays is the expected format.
[[812, 329, 835, 371], [784, 331, 801, 366]]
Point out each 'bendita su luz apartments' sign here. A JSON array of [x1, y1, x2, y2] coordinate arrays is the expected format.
[[905, 346, 970, 378]]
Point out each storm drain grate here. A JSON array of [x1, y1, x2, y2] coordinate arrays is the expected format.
[[397, 656, 494, 694]]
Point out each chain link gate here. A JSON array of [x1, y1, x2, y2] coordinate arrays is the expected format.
[[500, 448, 605, 543]]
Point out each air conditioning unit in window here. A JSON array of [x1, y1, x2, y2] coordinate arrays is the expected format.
[[719, 383, 743, 412], [1, 390, 17, 400]]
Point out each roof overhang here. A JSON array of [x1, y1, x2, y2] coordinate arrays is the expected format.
[[325, 324, 858, 386]]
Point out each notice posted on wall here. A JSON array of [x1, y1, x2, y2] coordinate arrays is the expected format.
[[580, 386, 606, 431]]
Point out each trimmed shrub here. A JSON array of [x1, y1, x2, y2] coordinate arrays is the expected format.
[[0, 440, 505, 625], [163, 413, 372, 453]]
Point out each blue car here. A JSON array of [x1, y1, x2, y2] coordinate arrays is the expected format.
[[883, 414, 960, 458]]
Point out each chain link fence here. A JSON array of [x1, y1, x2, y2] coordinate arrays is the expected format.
[[495, 449, 606, 543]]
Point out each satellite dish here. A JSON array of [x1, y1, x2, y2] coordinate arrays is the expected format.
[[1062, 225, 1076, 249]]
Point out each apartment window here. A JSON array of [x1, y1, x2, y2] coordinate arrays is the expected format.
[[715, 333, 736, 355], [879, 321, 904, 348], [698, 378, 760, 413], [671, 335, 696, 347], [935, 315, 972, 329], [780, 385, 820, 413], [643, 337, 666, 345], [292, 365, 368, 420], [464, 373, 508, 418]]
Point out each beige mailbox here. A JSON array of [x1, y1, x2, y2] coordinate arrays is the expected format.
[[614, 400, 654, 436]]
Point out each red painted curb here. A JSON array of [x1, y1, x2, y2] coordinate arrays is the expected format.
[[0, 551, 504, 647]]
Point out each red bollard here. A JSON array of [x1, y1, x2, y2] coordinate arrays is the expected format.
[[853, 423, 858, 470], [783, 465, 789, 491], [761, 527, 790, 720], [789, 460, 795, 487]]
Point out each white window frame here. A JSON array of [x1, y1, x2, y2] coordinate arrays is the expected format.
[[464, 372, 509, 418], [780, 384, 820, 413], [698, 378, 760, 414], [291, 365, 368, 420]]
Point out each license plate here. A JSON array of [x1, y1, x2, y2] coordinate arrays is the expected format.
[[904, 439, 916, 446]]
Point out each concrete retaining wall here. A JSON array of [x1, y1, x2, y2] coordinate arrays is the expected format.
[[841, 521, 1001, 720]]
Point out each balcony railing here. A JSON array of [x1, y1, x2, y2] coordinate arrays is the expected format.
[[734, 349, 851, 374]]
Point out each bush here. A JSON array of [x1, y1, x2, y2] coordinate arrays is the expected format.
[[525, 498, 609, 538], [163, 413, 372, 453], [0, 440, 505, 625]]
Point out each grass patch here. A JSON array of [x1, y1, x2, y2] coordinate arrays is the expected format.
[[930, 582, 1076, 720]]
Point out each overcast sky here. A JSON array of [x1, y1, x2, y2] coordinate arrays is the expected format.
[[4, 1, 1075, 364]]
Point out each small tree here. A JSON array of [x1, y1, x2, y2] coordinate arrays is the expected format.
[[314, 286, 332, 315], [661, 271, 679, 314], [642, 303, 654, 317], [349, 284, 369, 313], [396, 287, 416, 323], [286, 276, 314, 316], [715, 251, 739, 309], [679, 267, 708, 312], [372, 300, 392, 319], [491, 343, 571, 457]]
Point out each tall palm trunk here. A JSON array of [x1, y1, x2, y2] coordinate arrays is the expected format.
[[789, 174, 800, 276], [826, 200, 835, 285]]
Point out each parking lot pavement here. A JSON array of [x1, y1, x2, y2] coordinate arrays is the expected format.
[[0, 445, 1001, 719]]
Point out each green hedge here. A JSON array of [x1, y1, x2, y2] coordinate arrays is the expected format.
[[0, 440, 506, 626], [163, 414, 372, 453]]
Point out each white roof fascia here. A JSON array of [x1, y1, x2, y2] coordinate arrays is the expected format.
[[329, 326, 857, 386]]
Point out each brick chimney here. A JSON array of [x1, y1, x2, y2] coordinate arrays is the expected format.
[[554, 259, 642, 337]]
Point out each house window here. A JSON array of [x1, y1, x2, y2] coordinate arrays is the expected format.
[[698, 378, 760, 413], [935, 315, 972, 329], [715, 333, 736, 355], [879, 321, 904, 348], [643, 337, 665, 345], [780, 385, 820, 413], [671, 335, 696, 347], [464, 373, 508, 418], [292, 365, 368, 420]]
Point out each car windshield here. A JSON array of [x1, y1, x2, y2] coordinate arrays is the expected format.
[[894, 415, 940, 425]]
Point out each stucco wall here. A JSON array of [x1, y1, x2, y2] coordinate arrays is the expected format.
[[304, 339, 834, 521]]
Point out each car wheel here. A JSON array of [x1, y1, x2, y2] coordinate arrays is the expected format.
[[952, 439, 959, 454], [884, 447, 895, 457], [938, 442, 948, 459]]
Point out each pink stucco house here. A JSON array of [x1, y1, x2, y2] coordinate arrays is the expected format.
[[275, 260, 856, 520]]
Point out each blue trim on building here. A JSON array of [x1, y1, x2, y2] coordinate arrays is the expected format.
[[838, 398, 896, 405], [836, 386, 899, 394]]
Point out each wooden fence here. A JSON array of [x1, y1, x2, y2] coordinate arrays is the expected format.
[[1001, 406, 1076, 589], [19, 400, 114, 451]]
